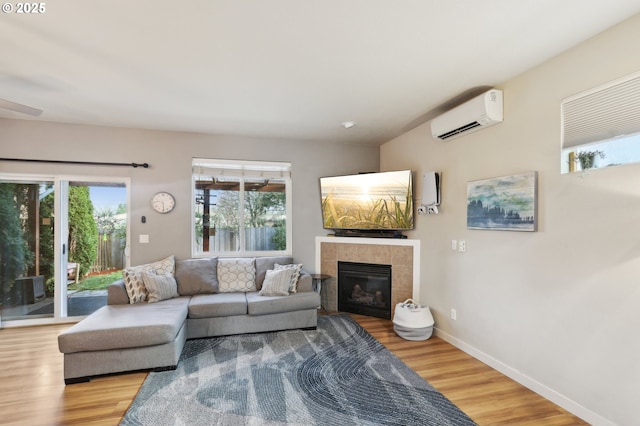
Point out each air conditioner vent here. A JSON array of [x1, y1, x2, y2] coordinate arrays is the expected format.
[[431, 89, 503, 141], [438, 121, 481, 140]]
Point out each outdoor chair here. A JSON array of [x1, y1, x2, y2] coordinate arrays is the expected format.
[[67, 263, 80, 286]]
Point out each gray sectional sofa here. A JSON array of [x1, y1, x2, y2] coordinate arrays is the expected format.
[[58, 256, 320, 384]]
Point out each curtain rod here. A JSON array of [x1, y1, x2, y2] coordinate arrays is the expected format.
[[0, 157, 149, 168]]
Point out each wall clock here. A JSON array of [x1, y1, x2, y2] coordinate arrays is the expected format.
[[151, 191, 176, 214]]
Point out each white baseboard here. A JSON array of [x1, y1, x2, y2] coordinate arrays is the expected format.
[[433, 328, 615, 426]]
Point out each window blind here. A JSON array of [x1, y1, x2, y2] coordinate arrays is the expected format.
[[562, 71, 640, 149], [193, 158, 291, 180]]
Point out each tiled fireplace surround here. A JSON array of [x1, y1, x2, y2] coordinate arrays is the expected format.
[[315, 237, 421, 316]]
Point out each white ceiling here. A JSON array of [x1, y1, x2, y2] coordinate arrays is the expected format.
[[1, 1, 639, 145]]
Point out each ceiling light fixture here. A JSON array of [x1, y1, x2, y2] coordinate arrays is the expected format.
[[341, 121, 356, 129]]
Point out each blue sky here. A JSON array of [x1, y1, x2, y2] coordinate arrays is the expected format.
[[89, 186, 126, 211]]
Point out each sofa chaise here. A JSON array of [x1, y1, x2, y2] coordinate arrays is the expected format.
[[58, 255, 320, 384]]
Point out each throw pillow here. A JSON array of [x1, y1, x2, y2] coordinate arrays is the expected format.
[[217, 258, 256, 292], [259, 268, 294, 297], [255, 256, 293, 290], [123, 255, 175, 304], [274, 263, 303, 293], [123, 268, 148, 304], [141, 272, 179, 303], [175, 257, 219, 295]]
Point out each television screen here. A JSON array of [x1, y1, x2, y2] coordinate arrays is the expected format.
[[320, 170, 413, 231]]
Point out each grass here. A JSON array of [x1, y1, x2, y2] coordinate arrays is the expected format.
[[322, 185, 413, 230], [68, 270, 122, 291]]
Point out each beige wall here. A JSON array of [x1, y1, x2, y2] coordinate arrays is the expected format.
[[0, 119, 379, 270], [380, 14, 640, 426]]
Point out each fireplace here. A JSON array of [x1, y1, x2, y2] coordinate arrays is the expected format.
[[338, 261, 392, 319]]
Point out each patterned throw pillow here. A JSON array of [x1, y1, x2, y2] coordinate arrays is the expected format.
[[217, 258, 256, 292], [274, 263, 303, 293], [259, 269, 294, 296], [123, 255, 175, 303], [141, 272, 179, 303]]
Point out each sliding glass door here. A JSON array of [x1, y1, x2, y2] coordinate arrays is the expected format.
[[66, 181, 127, 317], [0, 179, 55, 322], [0, 176, 128, 326]]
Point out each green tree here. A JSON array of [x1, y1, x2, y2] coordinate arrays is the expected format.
[[212, 190, 286, 230], [271, 219, 286, 250], [68, 187, 98, 278], [40, 191, 55, 294], [212, 190, 240, 229], [0, 184, 31, 305], [95, 207, 125, 237], [244, 191, 285, 227]]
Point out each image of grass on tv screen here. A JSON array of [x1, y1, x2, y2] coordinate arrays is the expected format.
[[322, 187, 413, 230]]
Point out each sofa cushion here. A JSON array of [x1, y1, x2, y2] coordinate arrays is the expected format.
[[218, 258, 256, 292], [188, 293, 248, 319], [107, 279, 130, 305], [259, 269, 294, 296], [296, 272, 313, 293], [142, 272, 179, 303], [58, 297, 189, 353], [246, 291, 320, 316], [123, 255, 175, 304], [175, 257, 219, 295], [255, 256, 293, 290]]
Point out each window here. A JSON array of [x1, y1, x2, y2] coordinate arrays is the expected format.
[[561, 71, 640, 173], [192, 158, 292, 257]]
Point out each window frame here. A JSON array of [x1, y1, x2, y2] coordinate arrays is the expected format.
[[191, 158, 292, 258], [561, 71, 640, 174]]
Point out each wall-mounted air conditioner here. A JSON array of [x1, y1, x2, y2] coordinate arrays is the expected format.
[[430, 89, 503, 141]]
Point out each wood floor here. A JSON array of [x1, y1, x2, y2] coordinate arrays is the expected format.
[[0, 314, 587, 426], [350, 314, 587, 426]]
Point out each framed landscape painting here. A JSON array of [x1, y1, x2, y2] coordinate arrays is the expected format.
[[467, 171, 537, 231]]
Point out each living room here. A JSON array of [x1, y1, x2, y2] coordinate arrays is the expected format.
[[2, 3, 640, 425]]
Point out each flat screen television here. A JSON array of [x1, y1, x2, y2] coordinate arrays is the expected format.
[[320, 170, 413, 236]]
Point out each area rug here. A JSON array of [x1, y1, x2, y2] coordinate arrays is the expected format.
[[121, 315, 476, 425]]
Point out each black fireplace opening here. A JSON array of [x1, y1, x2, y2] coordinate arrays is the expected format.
[[338, 261, 392, 319]]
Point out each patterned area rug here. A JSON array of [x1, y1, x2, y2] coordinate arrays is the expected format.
[[121, 315, 476, 425]]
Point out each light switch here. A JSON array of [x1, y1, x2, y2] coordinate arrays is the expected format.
[[139, 234, 150, 244]]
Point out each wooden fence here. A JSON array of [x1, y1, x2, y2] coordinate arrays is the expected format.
[[207, 227, 277, 252], [90, 227, 275, 272], [90, 233, 125, 273]]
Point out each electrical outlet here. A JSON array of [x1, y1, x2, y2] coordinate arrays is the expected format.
[[458, 240, 466, 252], [450, 308, 457, 320]]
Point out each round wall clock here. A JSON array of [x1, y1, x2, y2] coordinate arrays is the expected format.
[[151, 191, 176, 214]]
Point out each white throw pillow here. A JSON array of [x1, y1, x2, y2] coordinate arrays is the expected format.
[[123, 255, 175, 304], [259, 269, 294, 296], [141, 272, 179, 303], [217, 258, 256, 292], [274, 263, 303, 293]]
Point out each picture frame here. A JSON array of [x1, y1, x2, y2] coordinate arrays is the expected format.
[[467, 171, 537, 231]]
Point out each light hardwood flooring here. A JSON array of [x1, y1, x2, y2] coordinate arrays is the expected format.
[[350, 314, 587, 426], [0, 314, 587, 425]]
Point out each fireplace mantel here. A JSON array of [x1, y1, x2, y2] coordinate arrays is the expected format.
[[315, 236, 420, 314]]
